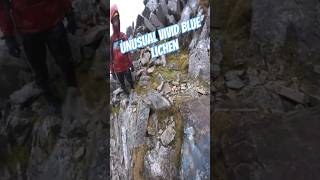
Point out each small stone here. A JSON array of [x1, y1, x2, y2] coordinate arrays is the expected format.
[[147, 66, 155, 74], [195, 87, 206, 95], [10, 82, 42, 105], [139, 75, 151, 87], [157, 81, 165, 91], [225, 78, 245, 89], [113, 88, 123, 96], [74, 146, 85, 160], [140, 50, 151, 66], [160, 125, 176, 146], [120, 98, 129, 109], [313, 65, 320, 74], [172, 81, 179, 86], [147, 91, 171, 110], [159, 129, 163, 135], [225, 70, 245, 81], [276, 86, 309, 104], [162, 83, 171, 94]]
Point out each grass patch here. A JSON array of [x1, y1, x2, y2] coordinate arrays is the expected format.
[[132, 144, 147, 180]]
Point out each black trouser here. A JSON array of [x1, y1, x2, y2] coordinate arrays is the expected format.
[[22, 21, 77, 96], [116, 70, 134, 91]]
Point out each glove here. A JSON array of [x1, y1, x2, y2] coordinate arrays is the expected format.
[[5, 36, 21, 58], [66, 11, 77, 34]]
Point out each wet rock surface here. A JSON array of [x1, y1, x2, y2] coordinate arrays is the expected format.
[[180, 96, 210, 180]]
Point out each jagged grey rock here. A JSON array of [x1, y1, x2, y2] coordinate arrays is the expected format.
[[167, 15, 176, 25], [147, 90, 171, 110], [9, 82, 42, 105], [139, 75, 151, 87], [142, 7, 152, 19], [168, 0, 181, 16], [275, 86, 309, 104], [156, 0, 168, 24], [225, 78, 245, 89], [144, 142, 175, 179], [160, 124, 176, 146], [136, 15, 145, 28], [188, 38, 210, 81], [216, 106, 320, 180], [180, 96, 210, 180], [143, 16, 157, 32], [150, 13, 164, 28], [251, 0, 320, 58], [140, 50, 151, 66], [145, 0, 159, 12]]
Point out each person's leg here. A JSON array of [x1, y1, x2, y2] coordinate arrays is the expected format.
[[22, 32, 49, 90], [116, 71, 129, 94], [22, 32, 61, 113], [125, 70, 135, 89], [45, 21, 77, 87]]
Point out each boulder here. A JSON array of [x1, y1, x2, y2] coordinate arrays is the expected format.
[[143, 16, 157, 32], [214, 106, 320, 180], [180, 96, 210, 180], [251, 0, 320, 58], [144, 142, 175, 179], [147, 91, 171, 110], [188, 38, 210, 81], [168, 0, 181, 16], [142, 7, 152, 19], [145, 0, 159, 12], [150, 13, 164, 28], [225, 78, 245, 89], [9, 82, 42, 105]]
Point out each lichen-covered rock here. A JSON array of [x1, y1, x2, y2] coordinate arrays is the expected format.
[[188, 38, 210, 82], [144, 142, 175, 179]]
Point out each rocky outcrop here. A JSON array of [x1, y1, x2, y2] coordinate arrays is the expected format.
[[214, 106, 320, 180], [251, 0, 320, 57], [212, 0, 320, 179], [0, 85, 108, 180], [180, 96, 210, 180]]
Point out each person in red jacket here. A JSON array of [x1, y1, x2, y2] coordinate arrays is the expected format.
[[110, 4, 135, 95], [0, 0, 77, 113]]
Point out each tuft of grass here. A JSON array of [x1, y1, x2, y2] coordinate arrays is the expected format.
[[132, 144, 147, 180]]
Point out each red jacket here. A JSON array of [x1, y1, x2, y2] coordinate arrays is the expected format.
[[110, 32, 133, 73], [109, 4, 132, 73], [0, 0, 71, 36]]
